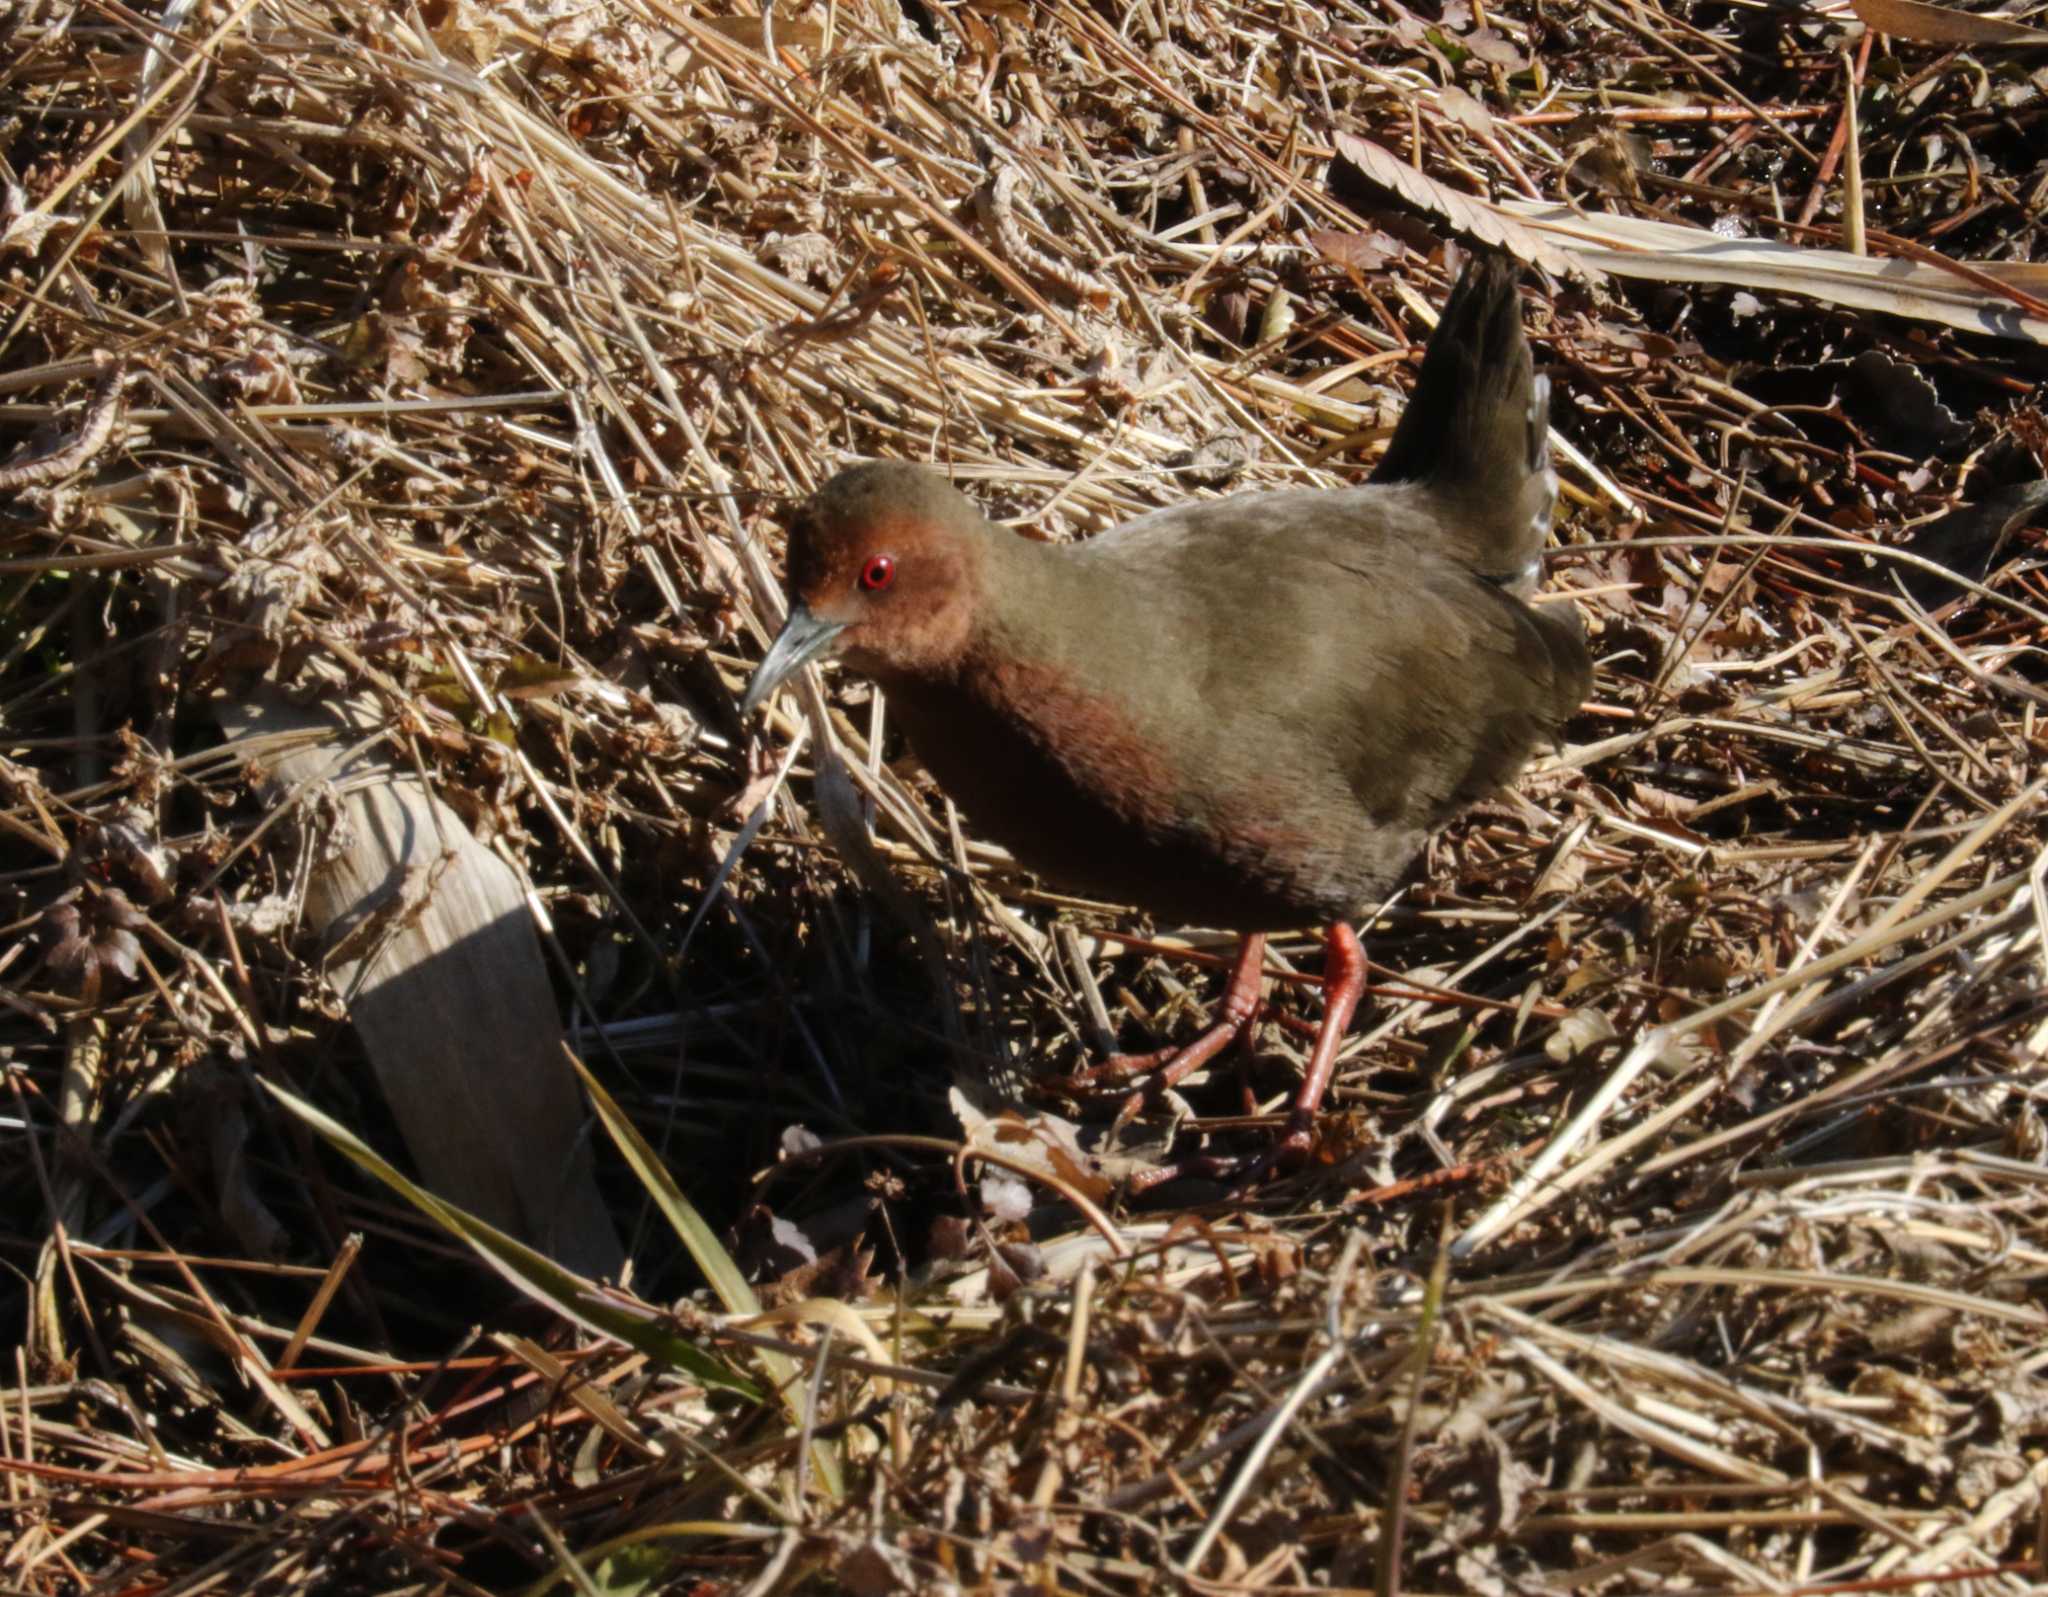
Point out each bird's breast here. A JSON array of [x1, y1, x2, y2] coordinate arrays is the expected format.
[[879, 652, 1369, 930]]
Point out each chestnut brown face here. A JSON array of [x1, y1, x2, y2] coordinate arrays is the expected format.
[[740, 463, 990, 718]]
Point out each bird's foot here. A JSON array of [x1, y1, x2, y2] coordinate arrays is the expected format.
[[1229, 1107, 1320, 1189], [1044, 935, 1269, 1130], [1043, 1011, 1257, 1135], [1123, 923, 1365, 1197], [1124, 1108, 1318, 1195], [1051, 1040, 1197, 1093]]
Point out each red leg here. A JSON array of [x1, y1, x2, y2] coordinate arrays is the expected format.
[[1128, 922, 1366, 1192], [1268, 921, 1367, 1165], [1055, 935, 1266, 1122]]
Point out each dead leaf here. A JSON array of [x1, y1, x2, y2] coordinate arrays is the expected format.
[[1160, 431, 1252, 488], [1850, 0, 2048, 46], [1546, 1006, 1617, 1061], [1333, 133, 1588, 281], [1844, 350, 1970, 451], [1438, 85, 1495, 135], [1895, 479, 2048, 603], [1503, 198, 2048, 345], [1463, 28, 1529, 69], [1309, 227, 1402, 275]]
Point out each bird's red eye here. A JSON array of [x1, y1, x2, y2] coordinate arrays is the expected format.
[[859, 554, 896, 592]]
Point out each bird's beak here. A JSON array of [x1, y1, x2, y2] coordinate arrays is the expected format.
[[740, 604, 848, 719]]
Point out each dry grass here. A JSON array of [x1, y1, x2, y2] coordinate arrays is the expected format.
[[3, 0, 2048, 1590]]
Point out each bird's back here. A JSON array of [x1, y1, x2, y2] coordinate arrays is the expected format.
[[953, 495, 1585, 926]]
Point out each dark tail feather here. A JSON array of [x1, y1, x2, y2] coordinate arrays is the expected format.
[[1369, 254, 1555, 587]]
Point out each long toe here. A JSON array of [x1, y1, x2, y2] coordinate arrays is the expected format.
[[1052, 1008, 1253, 1131], [1122, 1107, 1318, 1195], [1046, 935, 1269, 1106], [1051, 1043, 1184, 1094]]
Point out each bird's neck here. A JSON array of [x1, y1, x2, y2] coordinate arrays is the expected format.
[[881, 533, 1188, 849], [943, 536, 1164, 773]]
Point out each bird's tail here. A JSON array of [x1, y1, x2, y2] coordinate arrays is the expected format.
[[1368, 254, 1556, 592]]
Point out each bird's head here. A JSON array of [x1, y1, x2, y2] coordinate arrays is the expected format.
[[741, 462, 991, 717]]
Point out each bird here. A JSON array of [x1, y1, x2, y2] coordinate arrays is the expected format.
[[741, 253, 1592, 1184]]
